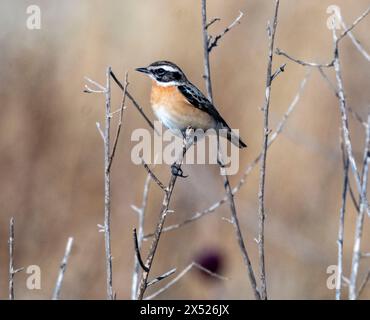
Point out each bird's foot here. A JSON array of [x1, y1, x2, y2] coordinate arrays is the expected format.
[[171, 163, 188, 178]]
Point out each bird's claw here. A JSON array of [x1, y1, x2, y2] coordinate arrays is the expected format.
[[171, 164, 188, 178]]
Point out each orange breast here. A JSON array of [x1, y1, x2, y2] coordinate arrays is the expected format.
[[150, 81, 215, 131]]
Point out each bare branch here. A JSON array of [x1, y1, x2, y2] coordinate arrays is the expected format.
[[109, 70, 157, 133], [201, 0, 213, 100], [271, 63, 286, 82], [276, 48, 334, 68], [340, 17, 370, 62], [52, 237, 74, 300], [145, 262, 227, 300], [336, 138, 349, 300], [133, 228, 149, 272], [96, 122, 105, 142], [141, 158, 167, 192], [103, 66, 114, 300], [349, 116, 370, 300], [206, 17, 221, 30], [147, 268, 177, 287], [336, 6, 370, 44], [107, 72, 129, 173], [131, 173, 152, 299], [257, 0, 280, 300], [358, 269, 370, 298], [136, 134, 190, 300], [84, 76, 106, 93], [208, 11, 244, 53]]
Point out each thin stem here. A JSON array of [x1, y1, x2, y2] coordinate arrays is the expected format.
[[52, 237, 74, 300], [201, 0, 213, 100], [257, 0, 280, 300], [104, 66, 113, 300], [349, 116, 370, 300], [9, 217, 15, 300]]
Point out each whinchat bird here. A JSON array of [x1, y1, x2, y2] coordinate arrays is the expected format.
[[136, 61, 246, 176], [136, 61, 247, 147]]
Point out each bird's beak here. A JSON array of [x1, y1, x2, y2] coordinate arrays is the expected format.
[[135, 67, 150, 74]]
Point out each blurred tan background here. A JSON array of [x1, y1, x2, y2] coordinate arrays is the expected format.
[[0, 0, 369, 299]]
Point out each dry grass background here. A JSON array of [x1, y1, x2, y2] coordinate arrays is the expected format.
[[0, 0, 369, 299]]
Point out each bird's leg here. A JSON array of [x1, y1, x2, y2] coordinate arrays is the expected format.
[[171, 162, 188, 178], [170, 127, 194, 178]]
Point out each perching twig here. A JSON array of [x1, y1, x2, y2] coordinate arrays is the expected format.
[[52, 237, 74, 300], [136, 133, 190, 300], [145, 262, 227, 300], [257, 0, 280, 300]]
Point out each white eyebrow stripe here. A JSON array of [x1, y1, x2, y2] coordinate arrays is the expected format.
[[149, 65, 178, 73]]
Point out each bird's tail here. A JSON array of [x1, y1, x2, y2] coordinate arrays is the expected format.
[[218, 126, 247, 149]]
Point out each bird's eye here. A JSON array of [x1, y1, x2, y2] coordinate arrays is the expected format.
[[156, 68, 165, 75]]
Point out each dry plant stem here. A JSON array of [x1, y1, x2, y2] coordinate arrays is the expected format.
[[201, 0, 260, 300], [131, 174, 152, 299], [336, 139, 349, 300], [201, 0, 213, 100], [133, 228, 149, 272], [136, 142, 188, 300], [208, 11, 244, 53], [333, 31, 363, 199], [107, 73, 128, 173], [147, 268, 177, 287], [52, 237, 74, 300], [257, 0, 280, 300], [141, 159, 167, 192], [349, 115, 370, 300], [145, 262, 227, 300], [340, 17, 370, 62], [144, 72, 310, 239], [8, 217, 15, 300], [358, 269, 370, 298], [104, 67, 113, 300]]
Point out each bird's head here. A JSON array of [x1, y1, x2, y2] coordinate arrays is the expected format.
[[135, 61, 187, 86]]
